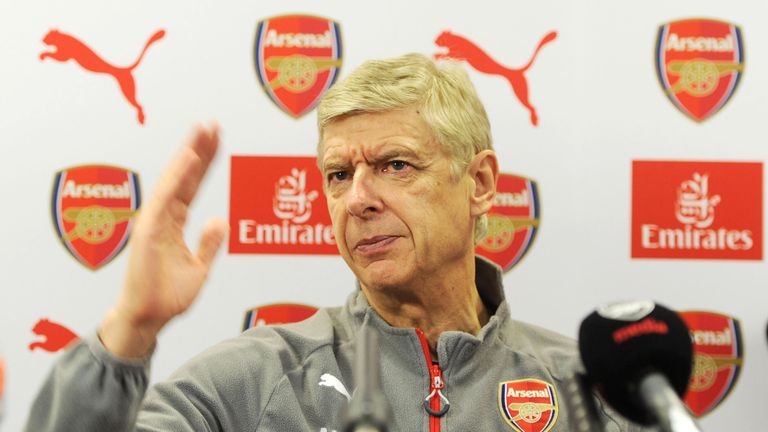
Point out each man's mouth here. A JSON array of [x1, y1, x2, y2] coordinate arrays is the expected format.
[[354, 236, 399, 253]]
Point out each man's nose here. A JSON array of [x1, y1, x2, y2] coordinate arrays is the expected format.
[[346, 169, 383, 218]]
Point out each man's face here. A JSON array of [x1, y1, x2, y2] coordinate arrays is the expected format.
[[320, 108, 475, 291]]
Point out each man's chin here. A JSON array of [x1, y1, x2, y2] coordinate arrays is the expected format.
[[356, 260, 411, 290]]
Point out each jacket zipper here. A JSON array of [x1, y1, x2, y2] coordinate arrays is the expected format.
[[415, 328, 449, 432]]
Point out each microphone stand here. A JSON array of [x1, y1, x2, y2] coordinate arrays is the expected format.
[[638, 373, 702, 432], [343, 324, 391, 432]]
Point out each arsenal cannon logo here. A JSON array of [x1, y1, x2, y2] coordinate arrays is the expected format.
[[679, 311, 744, 417], [51, 165, 140, 270], [655, 18, 744, 122], [498, 379, 558, 432], [476, 173, 540, 272], [254, 15, 343, 118]]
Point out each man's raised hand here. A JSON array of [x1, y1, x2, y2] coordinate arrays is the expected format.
[[99, 124, 228, 358]]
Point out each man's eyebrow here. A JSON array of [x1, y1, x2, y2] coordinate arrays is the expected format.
[[321, 143, 424, 171], [372, 146, 421, 163], [321, 160, 348, 172]]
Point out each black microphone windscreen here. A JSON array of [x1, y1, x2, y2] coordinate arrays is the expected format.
[[578, 301, 692, 425]]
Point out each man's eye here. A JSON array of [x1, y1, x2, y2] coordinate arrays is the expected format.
[[387, 160, 409, 171], [329, 171, 349, 182]]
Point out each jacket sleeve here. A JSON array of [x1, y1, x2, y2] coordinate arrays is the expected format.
[[24, 333, 151, 432], [25, 330, 284, 432]]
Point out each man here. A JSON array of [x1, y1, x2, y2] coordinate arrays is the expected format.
[[26, 53, 640, 431]]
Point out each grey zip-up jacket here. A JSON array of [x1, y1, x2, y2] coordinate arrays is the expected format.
[[25, 258, 645, 431]]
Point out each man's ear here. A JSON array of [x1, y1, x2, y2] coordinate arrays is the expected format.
[[467, 150, 499, 217]]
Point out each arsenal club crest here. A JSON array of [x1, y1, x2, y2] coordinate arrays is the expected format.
[[476, 174, 539, 272], [254, 14, 342, 118], [499, 379, 558, 432], [679, 311, 744, 417], [655, 18, 744, 122], [242, 303, 319, 331], [51, 165, 140, 270]]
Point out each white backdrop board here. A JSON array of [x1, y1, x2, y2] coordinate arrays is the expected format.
[[1, 1, 767, 430]]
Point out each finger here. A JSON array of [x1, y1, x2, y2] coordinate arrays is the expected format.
[[188, 121, 220, 170], [153, 123, 220, 211], [168, 123, 220, 205], [196, 217, 228, 270]]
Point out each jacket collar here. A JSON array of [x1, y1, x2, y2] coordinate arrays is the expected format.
[[345, 256, 510, 361], [348, 256, 506, 320]]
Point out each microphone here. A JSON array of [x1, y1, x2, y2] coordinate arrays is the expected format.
[[578, 300, 701, 432], [343, 324, 391, 432]]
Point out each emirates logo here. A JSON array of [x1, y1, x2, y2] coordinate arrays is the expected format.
[[631, 160, 762, 260], [229, 156, 337, 255], [675, 173, 720, 228], [273, 169, 319, 223]]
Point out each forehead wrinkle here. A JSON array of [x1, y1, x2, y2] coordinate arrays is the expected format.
[[321, 137, 357, 168], [320, 111, 438, 170], [323, 138, 428, 172], [367, 126, 443, 157]]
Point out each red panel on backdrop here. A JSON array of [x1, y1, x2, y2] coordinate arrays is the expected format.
[[229, 156, 337, 255], [632, 161, 762, 260], [242, 304, 319, 331]]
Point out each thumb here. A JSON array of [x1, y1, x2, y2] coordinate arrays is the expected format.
[[196, 218, 228, 269]]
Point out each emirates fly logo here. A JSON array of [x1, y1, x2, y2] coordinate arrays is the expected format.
[[229, 156, 337, 254], [631, 161, 762, 260], [273, 168, 319, 224], [675, 173, 720, 228]]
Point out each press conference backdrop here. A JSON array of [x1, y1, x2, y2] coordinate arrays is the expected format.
[[1, 0, 767, 430]]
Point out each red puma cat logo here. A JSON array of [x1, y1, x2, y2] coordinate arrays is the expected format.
[[434, 30, 557, 126], [40, 29, 166, 125], [29, 318, 79, 353]]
